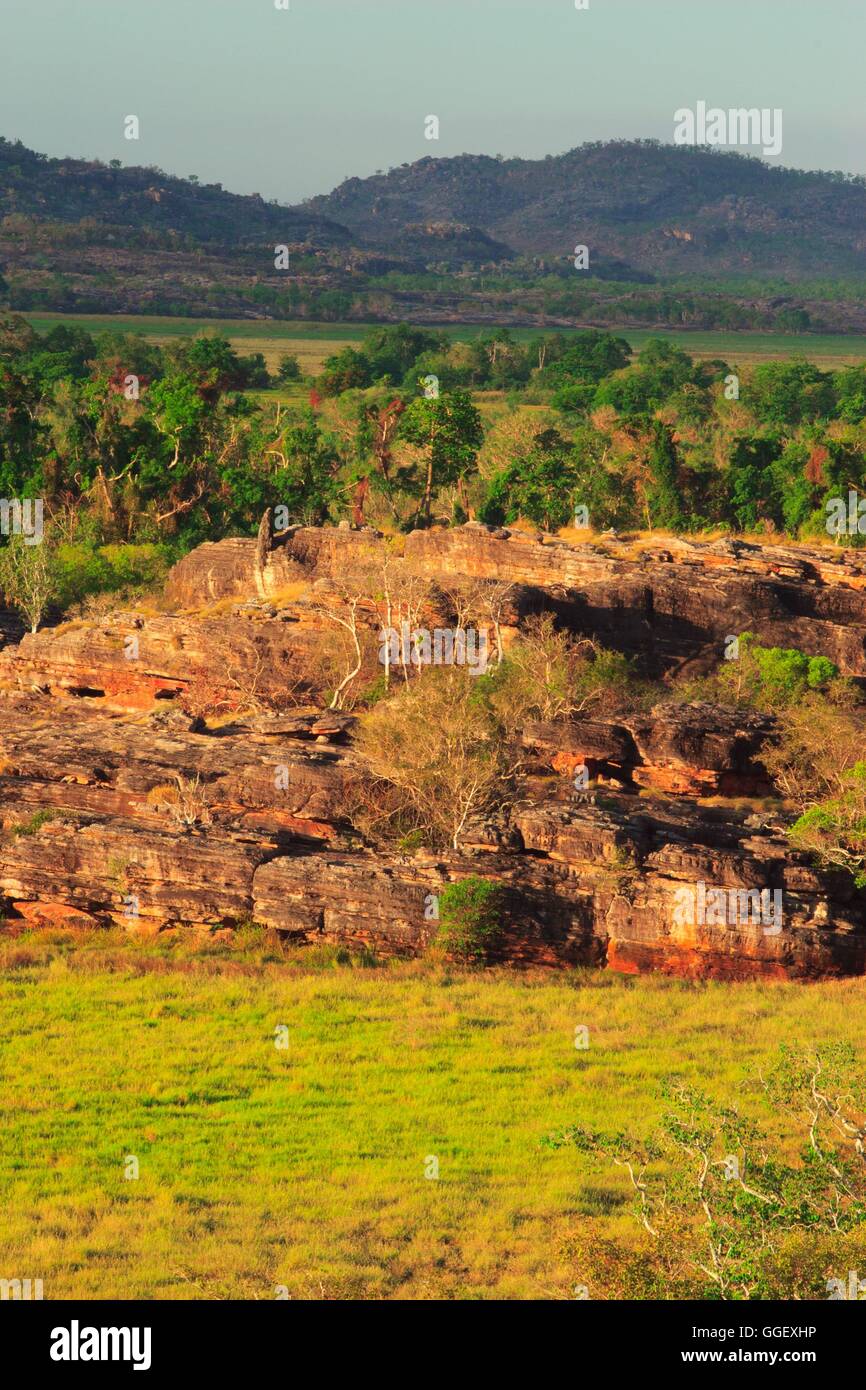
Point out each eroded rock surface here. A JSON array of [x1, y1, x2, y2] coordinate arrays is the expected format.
[[0, 522, 864, 979]]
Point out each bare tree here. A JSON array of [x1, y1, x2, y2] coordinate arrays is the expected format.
[[0, 535, 57, 633], [356, 666, 513, 849], [309, 576, 380, 710]]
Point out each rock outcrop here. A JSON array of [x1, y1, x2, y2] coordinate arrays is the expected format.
[[0, 522, 864, 980], [164, 523, 866, 676]]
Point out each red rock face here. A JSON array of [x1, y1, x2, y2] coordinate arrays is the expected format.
[[165, 522, 866, 664], [0, 522, 864, 980]]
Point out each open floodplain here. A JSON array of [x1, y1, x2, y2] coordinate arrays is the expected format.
[[24, 314, 866, 375], [2, 930, 866, 1300]]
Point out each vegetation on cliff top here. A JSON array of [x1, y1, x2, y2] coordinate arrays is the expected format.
[[5, 312, 866, 636]]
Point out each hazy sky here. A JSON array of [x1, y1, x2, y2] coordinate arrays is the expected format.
[[0, 0, 863, 203]]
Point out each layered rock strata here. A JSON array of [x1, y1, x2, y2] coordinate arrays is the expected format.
[[0, 523, 863, 979]]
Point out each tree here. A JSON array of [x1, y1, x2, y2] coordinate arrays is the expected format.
[[399, 389, 483, 525], [747, 359, 835, 428], [318, 347, 371, 396], [715, 633, 839, 709], [356, 666, 509, 849], [273, 410, 342, 525], [276, 353, 302, 384], [647, 422, 686, 531], [435, 878, 505, 961], [481, 427, 577, 531], [476, 614, 638, 729], [147, 374, 207, 469], [545, 1045, 866, 1300], [351, 397, 405, 524], [309, 575, 379, 710], [790, 762, 866, 886], [539, 329, 631, 398], [0, 534, 58, 632], [726, 434, 783, 532]]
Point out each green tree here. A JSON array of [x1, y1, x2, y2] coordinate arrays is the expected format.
[[790, 762, 866, 886], [0, 533, 59, 632], [274, 410, 342, 525], [545, 1045, 866, 1300], [481, 427, 577, 531], [276, 353, 302, 384], [747, 359, 835, 428], [399, 388, 483, 525], [647, 422, 686, 530]]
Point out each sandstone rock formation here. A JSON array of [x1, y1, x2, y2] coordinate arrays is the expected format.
[[0, 522, 864, 980], [165, 523, 866, 676]]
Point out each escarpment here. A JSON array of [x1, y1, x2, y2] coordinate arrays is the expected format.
[[165, 523, 866, 676], [0, 521, 864, 980]]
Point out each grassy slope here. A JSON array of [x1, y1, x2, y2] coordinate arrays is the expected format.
[[2, 930, 865, 1300]]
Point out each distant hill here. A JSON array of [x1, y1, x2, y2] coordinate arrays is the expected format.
[[5, 135, 866, 328], [301, 140, 866, 278], [0, 136, 350, 248]]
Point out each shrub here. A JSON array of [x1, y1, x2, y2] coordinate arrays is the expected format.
[[276, 353, 302, 383], [717, 633, 839, 708], [145, 774, 212, 830], [53, 541, 171, 613], [760, 695, 864, 808], [790, 761, 866, 886], [9, 809, 60, 837], [0, 534, 61, 632], [475, 614, 641, 729], [546, 1044, 866, 1300], [435, 877, 504, 962], [355, 666, 507, 849]]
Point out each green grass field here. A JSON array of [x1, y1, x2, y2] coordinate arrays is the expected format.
[[2, 929, 866, 1300], [23, 313, 866, 373]]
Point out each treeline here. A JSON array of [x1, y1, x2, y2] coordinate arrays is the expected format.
[[2, 315, 866, 619], [319, 324, 866, 540], [5, 274, 819, 332]]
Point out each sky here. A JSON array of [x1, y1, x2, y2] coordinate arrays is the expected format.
[[0, 0, 863, 204]]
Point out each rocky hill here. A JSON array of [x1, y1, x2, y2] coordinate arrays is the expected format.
[[301, 141, 866, 277], [0, 136, 350, 248], [0, 522, 864, 980], [5, 136, 866, 323]]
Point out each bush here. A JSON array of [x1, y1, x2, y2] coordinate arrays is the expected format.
[[713, 633, 840, 709], [546, 1044, 866, 1300], [53, 542, 172, 613], [475, 614, 641, 728], [355, 666, 507, 849], [0, 534, 61, 631], [790, 761, 866, 886], [435, 877, 504, 962], [276, 353, 302, 383]]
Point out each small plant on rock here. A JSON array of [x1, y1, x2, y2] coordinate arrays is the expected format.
[[146, 773, 212, 829]]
